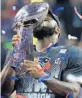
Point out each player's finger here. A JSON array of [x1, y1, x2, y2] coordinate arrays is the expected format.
[[27, 68, 33, 72], [12, 42, 16, 46], [12, 35, 20, 40], [24, 60, 35, 64], [21, 62, 37, 69], [27, 68, 38, 73], [12, 38, 20, 42], [23, 62, 36, 68], [12, 41, 18, 46], [21, 62, 32, 68], [13, 35, 20, 39]]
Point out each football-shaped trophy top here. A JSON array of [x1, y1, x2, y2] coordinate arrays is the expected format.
[[12, 2, 49, 29]]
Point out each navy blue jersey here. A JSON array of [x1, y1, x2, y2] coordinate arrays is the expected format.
[[4, 45, 82, 98], [46, 45, 82, 82]]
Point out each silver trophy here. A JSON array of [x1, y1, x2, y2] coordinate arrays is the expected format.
[[12, 2, 49, 30], [9, 2, 49, 76]]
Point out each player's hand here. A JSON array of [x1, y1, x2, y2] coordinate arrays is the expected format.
[[16, 94, 26, 98], [21, 60, 45, 78], [12, 34, 20, 47]]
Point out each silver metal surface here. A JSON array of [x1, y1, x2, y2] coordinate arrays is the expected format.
[[12, 2, 49, 29]]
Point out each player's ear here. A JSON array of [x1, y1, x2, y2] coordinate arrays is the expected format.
[[55, 27, 60, 34], [55, 27, 60, 38]]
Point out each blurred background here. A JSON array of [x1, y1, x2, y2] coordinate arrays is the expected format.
[[1, 0, 82, 69]]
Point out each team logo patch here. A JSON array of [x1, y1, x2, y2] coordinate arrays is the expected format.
[[39, 57, 51, 71]]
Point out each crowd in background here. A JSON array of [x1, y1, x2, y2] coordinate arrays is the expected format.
[[1, 0, 82, 69]]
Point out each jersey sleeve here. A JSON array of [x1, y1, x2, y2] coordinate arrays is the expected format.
[[61, 46, 82, 84]]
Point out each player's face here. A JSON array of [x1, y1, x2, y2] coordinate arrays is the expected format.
[[33, 15, 60, 40]]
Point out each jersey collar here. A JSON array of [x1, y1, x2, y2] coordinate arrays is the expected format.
[[34, 42, 58, 57]]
